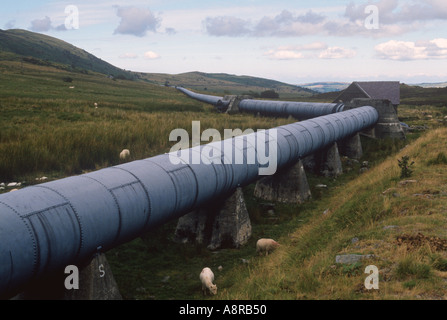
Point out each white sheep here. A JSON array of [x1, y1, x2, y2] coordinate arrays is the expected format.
[[119, 149, 130, 161], [199, 267, 217, 296], [256, 238, 280, 256]]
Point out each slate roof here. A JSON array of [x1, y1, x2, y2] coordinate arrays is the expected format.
[[334, 81, 400, 105]]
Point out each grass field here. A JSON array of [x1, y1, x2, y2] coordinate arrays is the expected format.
[[0, 60, 294, 184]]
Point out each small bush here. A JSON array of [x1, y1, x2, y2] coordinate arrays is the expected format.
[[62, 76, 73, 83], [395, 257, 432, 280], [402, 280, 417, 289], [398, 155, 415, 178], [427, 152, 447, 166], [260, 90, 279, 99], [341, 262, 363, 277], [430, 254, 447, 271]]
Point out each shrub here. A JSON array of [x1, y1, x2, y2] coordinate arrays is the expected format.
[[398, 155, 415, 178], [260, 90, 279, 99], [427, 152, 447, 166], [430, 254, 447, 271], [395, 257, 432, 280]]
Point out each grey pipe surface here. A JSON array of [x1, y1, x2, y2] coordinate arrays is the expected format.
[[177, 87, 230, 110], [238, 99, 345, 120], [176, 87, 344, 119], [0, 106, 378, 298]]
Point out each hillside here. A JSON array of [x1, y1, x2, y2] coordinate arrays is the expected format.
[[0, 29, 134, 79], [415, 82, 447, 89], [400, 83, 447, 107], [305, 83, 447, 107], [300, 81, 447, 94], [139, 71, 316, 98], [218, 127, 447, 300], [0, 29, 315, 98]]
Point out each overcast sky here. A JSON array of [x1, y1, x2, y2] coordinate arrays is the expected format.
[[2, 0, 447, 84]]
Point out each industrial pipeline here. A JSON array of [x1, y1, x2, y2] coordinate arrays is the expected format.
[[176, 87, 230, 111], [175, 87, 345, 119], [0, 106, 378, 298], [238, 99, 345, 120]]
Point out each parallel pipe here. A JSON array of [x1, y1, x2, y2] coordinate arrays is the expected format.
[[238, 99, 345, 120], [176, 87, 344, 119], [177, 87, 230, 109], [0, 106, 378, 298]]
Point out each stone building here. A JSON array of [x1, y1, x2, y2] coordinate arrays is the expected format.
[[334, 81, 400, 110], [334, 81, 405, 139]]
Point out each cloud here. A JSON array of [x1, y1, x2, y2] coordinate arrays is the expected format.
[[375, 38, 447, 60], [204, 10, 327, 37], [119, 53, 138, 59], [265, 42, 356, 60], [29, 16, 70, 32], [204, 16, 251, 37], [144, 51, 160, 59], [204, 1, 447, 39], [30, 16, 52, 32], [265, 49, 305, 60], [254, 10, 326, 37], [165, 27, 177, 35], [4, 20, 15, 29], [54, 24, 67, 31], [318, 47, 357, 59], [114, 6, 160, 37], [345, 0, 447, 24], [425, 38, 447, 58]]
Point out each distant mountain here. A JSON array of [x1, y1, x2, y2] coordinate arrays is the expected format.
[[0, 29, 316, 97], [298, 82, 350, 93], [412, 82, 447, 89], [301, 81, 447, 93], [140, 71, 317, 98], [0, 29, 134, 79]]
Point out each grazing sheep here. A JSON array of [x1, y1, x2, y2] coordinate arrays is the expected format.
[[119, 149, 130, 161], [256, 238, 280, 256], [199, 267, 217, 296]]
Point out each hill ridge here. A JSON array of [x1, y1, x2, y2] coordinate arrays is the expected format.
[[0, 29, 316, 97], [0, 29, 134, 79]]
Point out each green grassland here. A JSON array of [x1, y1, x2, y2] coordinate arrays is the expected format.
[[0, 59, 295, 184]]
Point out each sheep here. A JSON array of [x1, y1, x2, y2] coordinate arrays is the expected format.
[[119, 149, 130, 161], [256, 238, 280, 256], [199, 267, 217, 296]]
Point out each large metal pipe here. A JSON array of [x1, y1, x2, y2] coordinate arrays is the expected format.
[[238, 99, 345, 120], [177, 87, 230, 110], [0, 106, 378, 298], [176, 87, 344, 119]]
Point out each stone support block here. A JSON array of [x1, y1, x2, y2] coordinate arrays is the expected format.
[[174, 188, 252, 250], [253, 160, 311, 203]]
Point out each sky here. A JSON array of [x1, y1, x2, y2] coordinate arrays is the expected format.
[[2, 0, 447, 85]]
